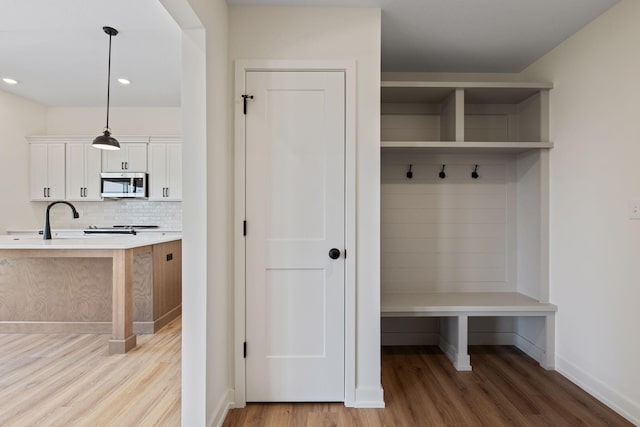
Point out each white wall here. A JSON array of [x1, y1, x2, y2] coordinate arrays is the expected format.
[[160, 0, 231, 425], [0, 90, 47, 233], [229, 6, 382, 407], [521, 0, 640, 423], [45, 107, 181, 135]]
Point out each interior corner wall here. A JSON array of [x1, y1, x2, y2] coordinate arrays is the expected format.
[[520, 0, 640, 423], [229, 6, 383, 406], [0, 90, 47, 234]]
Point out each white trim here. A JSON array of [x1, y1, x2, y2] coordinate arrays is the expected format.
[[233, 61, 248, 408], [233, 59, 357, 407], [382, 81, 553, 89], [513, 334, 548, 368], [556, 355, 640, 426], [354, 387, 385, 408], [208, 389, 235, 427]]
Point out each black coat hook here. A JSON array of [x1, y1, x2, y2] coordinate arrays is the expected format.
[[472, 164, 479, 179], [439, 164, 446, 179], [406, 164, 413, 179]]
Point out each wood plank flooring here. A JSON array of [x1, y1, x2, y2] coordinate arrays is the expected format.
[[1, 322, 631, 427], [224, 346, 633, 427], [0, 317, 181, 427]]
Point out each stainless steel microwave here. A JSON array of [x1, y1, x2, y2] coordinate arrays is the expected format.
[[100, 172, 148, 198]]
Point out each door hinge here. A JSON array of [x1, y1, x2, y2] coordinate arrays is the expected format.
[[242, 94, 254, 115], [243, 220, 247, 236], [243, 341, 247, 358]]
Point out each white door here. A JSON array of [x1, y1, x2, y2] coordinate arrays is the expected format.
[[245, 71, 346, 402]]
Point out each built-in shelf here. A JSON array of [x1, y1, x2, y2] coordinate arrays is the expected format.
[[380, 78, 554, 371], [381, 81, 552, 145], [381, 140, 554, 153]]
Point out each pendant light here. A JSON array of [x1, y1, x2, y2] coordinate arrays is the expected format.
[[93, 26, 120, 150]]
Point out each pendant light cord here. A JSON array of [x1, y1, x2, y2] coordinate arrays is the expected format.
[[105, 33, 112, 131]]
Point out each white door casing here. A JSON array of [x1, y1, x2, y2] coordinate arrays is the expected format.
[[244, 70, 346, 402]]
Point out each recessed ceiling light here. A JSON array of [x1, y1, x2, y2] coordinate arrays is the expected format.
[[2, 78, 18, 85], [117, 78, 131, 85]]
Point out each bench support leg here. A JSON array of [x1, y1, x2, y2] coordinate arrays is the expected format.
[[439, 315, 472, 371], [541, 313, 555, 370]]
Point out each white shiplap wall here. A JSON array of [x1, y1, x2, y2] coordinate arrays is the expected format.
[[381, 150, 518, 294]]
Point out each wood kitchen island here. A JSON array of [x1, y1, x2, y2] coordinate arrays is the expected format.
[[0, 235, 181, 354]]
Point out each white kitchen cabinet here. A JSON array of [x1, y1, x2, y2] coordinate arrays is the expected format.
[[148, 142, 182, 201], [66, 143, 102, 201], [102, 143, 148, 172], [29, 143, 65, 201]]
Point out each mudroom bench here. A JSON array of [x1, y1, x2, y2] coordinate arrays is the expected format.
[[381, 292, 557, 371]]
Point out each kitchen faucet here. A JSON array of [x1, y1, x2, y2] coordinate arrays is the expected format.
[[43, 201, 79, 240]]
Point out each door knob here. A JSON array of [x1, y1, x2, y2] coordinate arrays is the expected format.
[[328, 248, 341, 260]]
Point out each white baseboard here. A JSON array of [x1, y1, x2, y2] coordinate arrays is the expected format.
[[353, 387, 385, 408], [512, 334, 549, 368], [556, 355, 639, 426], [208, 388, 235, 427]]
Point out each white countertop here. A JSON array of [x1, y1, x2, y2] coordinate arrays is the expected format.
[[0, 234, 181, 250], [6, 228, 182, 236]]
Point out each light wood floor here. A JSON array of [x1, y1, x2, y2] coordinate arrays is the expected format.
[[2, 323, 632, 427], [0, 317, 181, 427], [224, 346, 633, 427]]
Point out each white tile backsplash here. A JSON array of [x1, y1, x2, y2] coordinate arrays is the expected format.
[[45, 200, 182, 229]]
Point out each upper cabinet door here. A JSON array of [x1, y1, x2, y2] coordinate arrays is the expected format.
[[84, 146, 102, 200], [165, 144, 182, 201], [148, 144, 168, 200], [66, 143, 86, 201], [101, 143, 148, 172], [30, 143, 65, 201], [126, 144, 148, 171], [30, 144, 49, 200], [47, 144, 66, 200], [147, 142, 182, 201], [67, 143, 102, 201], [102, 146, 128, 172]]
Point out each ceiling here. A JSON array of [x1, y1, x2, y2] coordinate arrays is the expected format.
[[0, 0, 181, 107], [0, 0, 619, 107], [228, 0, 620, 72]]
